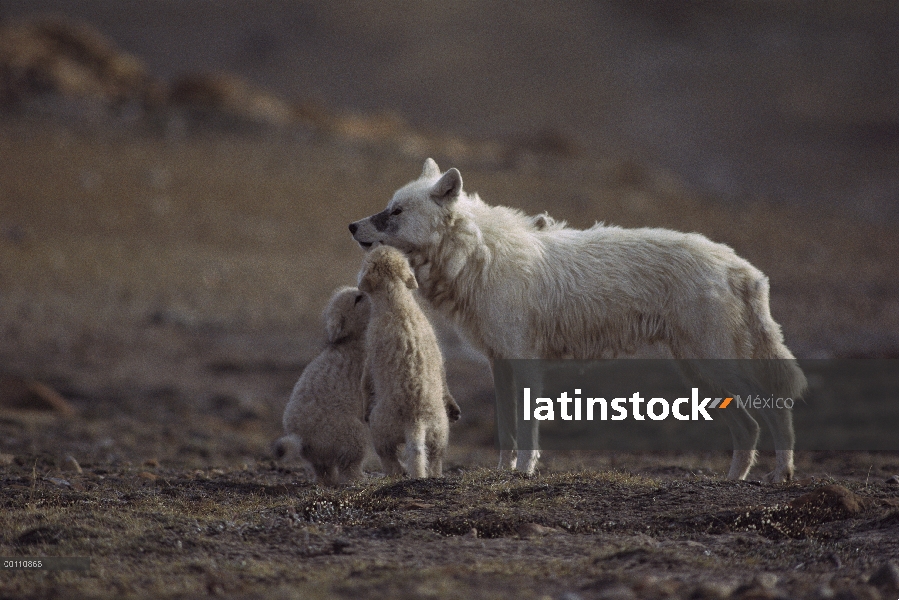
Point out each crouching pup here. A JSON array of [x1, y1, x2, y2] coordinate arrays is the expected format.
[[274, 287, 373, 486], [349, 158, 806, 482], [359, 245, 450, 479]]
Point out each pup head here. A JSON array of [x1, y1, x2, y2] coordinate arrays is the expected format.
[[323, 286, 370, 344], [358, 245, 418, 294], [348, 158, 463, 252]]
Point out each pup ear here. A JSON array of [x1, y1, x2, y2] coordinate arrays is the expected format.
[[430, 168, 462, 204], [325, 314, 346, 343], [358, 275, 373, 294], [421, 158, 441, 179], [404, 271, 418, 290]]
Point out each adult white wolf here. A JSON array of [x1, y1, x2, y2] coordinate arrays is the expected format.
[[349, 159, 806, 481]]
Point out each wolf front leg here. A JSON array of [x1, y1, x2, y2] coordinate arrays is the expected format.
[[491, 358, 518, 469], [511, 360, 542, 475], [514, 406, 541, 475]]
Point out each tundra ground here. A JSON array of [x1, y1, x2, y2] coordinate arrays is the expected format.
[[1, 117, 898, 599]]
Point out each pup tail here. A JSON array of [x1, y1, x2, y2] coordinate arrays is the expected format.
[[272, 434, 302, 461], [742, 274, 808, 399]]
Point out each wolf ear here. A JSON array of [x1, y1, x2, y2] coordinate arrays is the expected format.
[[430, 168, 462, 205], [404, 270, 418, 290], [358, 275, 373, 294], [421, 158, 441, 179]]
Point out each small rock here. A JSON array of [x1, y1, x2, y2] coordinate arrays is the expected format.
[[638, 577, 680, 596], [868, 561, 899, 591], [812, 583, 835, 599], [754, 572, 779, 590], [205, 577, 225, 596], [690, 581, 732, 599], [143, 458, 160, 468], [0, 453, 13, 466], [463, 528, 478, 538], [730, 584, 780, 599], [517, 522, 563, 538], [885, 475, 899, 485], [45, 476, 71, 488], [137, 471, 158, 481], [596, 585, 636, 600], [62, 455, 82, 474]]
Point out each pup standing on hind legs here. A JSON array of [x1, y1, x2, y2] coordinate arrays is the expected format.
[[359, 245, 449, 479]]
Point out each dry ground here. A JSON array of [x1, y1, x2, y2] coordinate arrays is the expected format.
[[1, 114, 898, 599]]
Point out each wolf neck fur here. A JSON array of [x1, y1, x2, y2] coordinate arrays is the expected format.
[[410, 197, 543, 341]]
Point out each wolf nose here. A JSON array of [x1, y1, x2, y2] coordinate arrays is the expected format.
[[349, 223, 358, 235]]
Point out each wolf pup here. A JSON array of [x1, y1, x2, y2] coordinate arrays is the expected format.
[[275, 287, 373, 486], [359, 245, 450, 479]]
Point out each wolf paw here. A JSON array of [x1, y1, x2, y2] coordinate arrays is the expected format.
[[497, 450, 517, 470], [762, 468, 793, 484]]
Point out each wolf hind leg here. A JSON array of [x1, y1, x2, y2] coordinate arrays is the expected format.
[[673, 358, 761, 480], [756, 407, 795, 482]]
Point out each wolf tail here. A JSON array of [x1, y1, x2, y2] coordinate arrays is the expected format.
[[742, 273, 808, 399], [272, 434, 302, 460]]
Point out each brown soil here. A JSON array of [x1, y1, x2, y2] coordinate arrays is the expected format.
[[0, 114, 897, 600], [1, 6, 898, 597]]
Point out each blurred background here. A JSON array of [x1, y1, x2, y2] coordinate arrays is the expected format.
[[5, 0, 899, 215], [0, 1, 897, 468]]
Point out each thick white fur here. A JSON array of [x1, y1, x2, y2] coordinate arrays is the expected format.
[[359, 245, 450, 479], [275, 286, 373, 486], [349, 159, 806, 481]]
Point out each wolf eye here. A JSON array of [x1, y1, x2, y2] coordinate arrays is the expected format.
[[390, 207, 403, 216], [354, 294, 364, 305]]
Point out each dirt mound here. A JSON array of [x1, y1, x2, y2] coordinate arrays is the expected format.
[[0, 375, 75, 416], [730, 484, 872, 539], [0, 16, 581, 166], [167, 71, 295, 127], [0, 16, 162, 107]]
